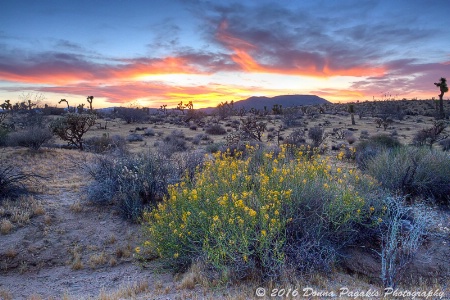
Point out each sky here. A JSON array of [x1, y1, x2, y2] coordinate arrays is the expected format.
[[1, 0, 450, 109]]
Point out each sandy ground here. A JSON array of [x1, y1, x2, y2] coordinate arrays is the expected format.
[[0, 149, 177, 299]]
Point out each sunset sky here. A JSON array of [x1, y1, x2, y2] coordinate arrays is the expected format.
[[1, 0, 450, 109]]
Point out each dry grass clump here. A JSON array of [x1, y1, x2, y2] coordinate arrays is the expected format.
[[0, 218, 13, 234], [69, 244, 84, 270], [69, 201, 83, 213], [96, 280, 149, 300], [5, 248, 18, 259], [0, 288, 13, 300], [0, 195, 45, 232], [88, 252, 108, 269], [115, 244, 133, 259], [178, 262, 209, 290]]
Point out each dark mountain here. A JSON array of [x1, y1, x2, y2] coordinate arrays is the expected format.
[[232, 95, 329, 110], [199, 94, 329, 114]]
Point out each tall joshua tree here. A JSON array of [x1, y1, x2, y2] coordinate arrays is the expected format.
[[348, 104, 356, 125], [59, 99, 70, 111], [86, 96, 94, 113], [434, 77, 448, 119]]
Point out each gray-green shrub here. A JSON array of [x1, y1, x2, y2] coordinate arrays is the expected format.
[[159, 130, 188, 157], [84, 134, 127, 154], [6, 127, 53, 150], [356, 134, 401, 170], [377, 197, 431, 287], [308, 126, 325, 147], [365, 147, 450, 203], [86, 151, 177, 221], [205, 124, 226, 135]]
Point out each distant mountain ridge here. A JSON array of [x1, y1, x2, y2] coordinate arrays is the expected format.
[[95, 94, 329, 114], [232, 95, 329, 110], [196, 94, 328, 114]]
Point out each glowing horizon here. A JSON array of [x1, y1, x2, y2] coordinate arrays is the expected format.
[[1, 1, 449, 109]]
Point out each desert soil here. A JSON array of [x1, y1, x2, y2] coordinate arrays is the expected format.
[[0, 149, 179, 299]]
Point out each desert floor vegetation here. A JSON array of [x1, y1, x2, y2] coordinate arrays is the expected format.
[[0, 99, 449, 299]]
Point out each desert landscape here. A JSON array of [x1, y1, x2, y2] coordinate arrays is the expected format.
[[0, 97, 449, 299], [2, 1, 450, 299]]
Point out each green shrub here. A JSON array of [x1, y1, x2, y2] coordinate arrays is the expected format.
[[308, 126, 325, 147], [127, 133, 143, 142], [377, 197, 431, 287], [84, 134, 127, 154], [205, 124, 227, 135], [365, 146, 450, 203], [86, 152, 177, 221], [0, 127, 9, 147], [6, 127, 53, 150], [192, 133, 211, 145], [205, 142, 224, 153], [158, 130, 187, 157], [439, 138, 450, 151], [355, 134, 401, 170], [140, 145, 384, 281], [144, 128, 155, 136]]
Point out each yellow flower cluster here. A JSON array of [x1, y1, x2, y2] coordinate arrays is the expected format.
[[140, 144, 377, 272]]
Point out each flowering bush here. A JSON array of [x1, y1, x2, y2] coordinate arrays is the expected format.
[[141, 145, 384, 281]]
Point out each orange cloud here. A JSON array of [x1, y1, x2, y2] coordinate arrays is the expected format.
[[36, 81, 267, 108], [313, 88, 366, 102], [0, 54, 205, 86], [216, 20, 386, 78]]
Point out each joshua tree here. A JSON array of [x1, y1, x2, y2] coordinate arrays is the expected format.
[[86, 96, 94, 113], [185, 101, 194, 110], [27, 100, 36, 110], [77, 103, 85, 114], [59, 99, 70, 111], [1, 100, 12, 111], [50, 113, 97, 150], [348, 104, 356, 125], [434, 77, 448, 119], [159, 104, 167, 115], [176, 101, 185, 114], [272, 104, 283, 115]]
